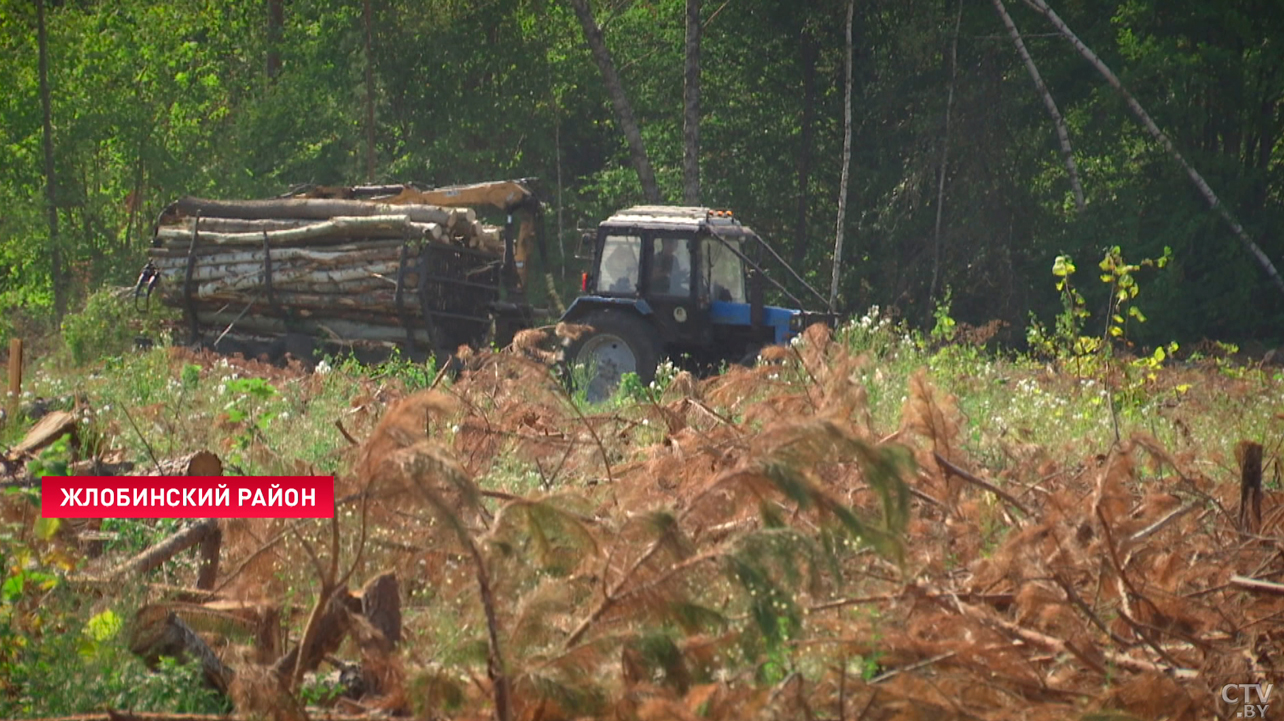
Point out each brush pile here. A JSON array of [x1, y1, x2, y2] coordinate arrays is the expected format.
[[146, 185, 511, 352]]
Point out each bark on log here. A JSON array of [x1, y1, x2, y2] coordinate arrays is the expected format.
[[196, 526, 221, 590], [1237, 440, 1264, 534], [270, 591, 358, 679], [109, 518, 222, 583], [154, 216, 445, 247], [148, 239, 409, 259], [128, 606, 234, 693], [200, 287, 421, 307], [192, 265, 402, 299], [169, 197, 473, 227], [194, 313, 435, 344], [150, 249, 404, 276], [359, 571, 401, 648], [187, 217, 318, 233], [7, 410, 77, 460], [146, 450, 224, 477]]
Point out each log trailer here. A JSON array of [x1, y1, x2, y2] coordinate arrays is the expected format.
[[142, 182, 837, 399], [144, 179, 545, 364]]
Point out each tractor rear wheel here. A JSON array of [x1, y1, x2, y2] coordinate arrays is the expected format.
[[562, 311, 661, 404]]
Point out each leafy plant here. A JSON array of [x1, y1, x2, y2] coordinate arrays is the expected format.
[[1098, 245, 1171, 345]]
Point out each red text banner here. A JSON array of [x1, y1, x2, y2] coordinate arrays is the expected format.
[[40, 476, 335, 519]]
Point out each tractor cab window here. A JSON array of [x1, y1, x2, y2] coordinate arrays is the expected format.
[[649, 236, 691, 296], [598, 234, 641, 294], [702, 236, 746, 303]]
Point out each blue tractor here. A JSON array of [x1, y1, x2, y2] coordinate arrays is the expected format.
[[561, 206, 839, 402]]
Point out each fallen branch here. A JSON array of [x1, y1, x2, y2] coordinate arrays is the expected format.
[[1230, 575, 1284, 595], [942, 591, 1198, 679], [10, 712, 380, 721], [933, 451, 1031, 516], [868, 651, 957, 684], [107, 518, 221, 583]]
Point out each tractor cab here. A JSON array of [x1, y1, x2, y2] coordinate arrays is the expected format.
[[562, 206, 837, 402]]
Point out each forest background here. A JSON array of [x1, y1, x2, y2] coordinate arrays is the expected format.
[[1, 0, 1282, 351]]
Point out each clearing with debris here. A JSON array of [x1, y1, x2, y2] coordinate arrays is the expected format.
[[1, 317, 1282, 721]]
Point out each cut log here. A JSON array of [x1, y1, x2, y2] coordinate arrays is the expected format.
[[270, 590, 358, 679], [147, 449, 224, 477], [148, 238, 410, 259], [168, 196, 473, 227], [196, 525, 221, 590], [128, 605, 234, 693], [194, 265, 402, 299], [1237, 440, 1264, 533], [188, 216, 319, 233], [193, 313, 435, 345], [153, 215, 445, 247], [150, 246, 404, 271], [108, 518, 221, 583], [7, 409, 77, 461], [359, 571, 401, 648]]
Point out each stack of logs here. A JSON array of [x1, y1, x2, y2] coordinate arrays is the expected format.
[[147, 189, 509, 352]]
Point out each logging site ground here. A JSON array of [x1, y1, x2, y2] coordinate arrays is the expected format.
[[3, 305, 1284, 721]]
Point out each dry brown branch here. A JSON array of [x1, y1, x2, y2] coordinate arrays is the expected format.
[[941, 591, 1199, 679], [1093, 505, 1187, 669], [10, 708, 377, 713], [1230, 575, 1284, 595], [867, 651, 957, 684], [107, 518, 220, 583], [932, 451, 1031, 516]]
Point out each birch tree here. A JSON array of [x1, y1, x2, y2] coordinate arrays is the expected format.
[[829, 0, 854, 312], [929, 0, 963, 304], [568, 0, 662, 204], [1024, 0, 1284, 296], [992, 0, 1084, 211]]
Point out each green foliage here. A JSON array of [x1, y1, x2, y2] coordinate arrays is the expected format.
[[1098, 245, 1171, 343], [27, 435, 71, 480], [0, 490, 228, 717], [930, 287, 957, 344], [365, 349, 440, 391], [59, 288, 176, 367]]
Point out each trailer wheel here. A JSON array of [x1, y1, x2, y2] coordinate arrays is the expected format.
[[562, 311, 661, 404]]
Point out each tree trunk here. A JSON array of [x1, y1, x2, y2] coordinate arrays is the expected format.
[[929, 0, 962, 305], [37, 0, 65, 320], [266, 0, 283, 81], [1024, 0, 1284, 297], [682, 0, 701, 204], [363, 0, 376, 183], [828, 0, 855, 312], [792, 17, 818, 268], [567, 0, 662, 204], [991, 0, 1084, 211]]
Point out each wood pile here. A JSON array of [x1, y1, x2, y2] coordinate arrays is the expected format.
[[147, 187, 511, 355]]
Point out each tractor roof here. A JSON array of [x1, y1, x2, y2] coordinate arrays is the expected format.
[[601, 205, 748, 233]]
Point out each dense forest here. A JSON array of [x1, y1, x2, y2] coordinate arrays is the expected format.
[[1, 0, 1282, 349]]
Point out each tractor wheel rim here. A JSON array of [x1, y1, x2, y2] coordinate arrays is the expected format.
[[576, 333, 637, 403]]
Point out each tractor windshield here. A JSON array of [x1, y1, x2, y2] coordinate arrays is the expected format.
[[702, 234, 746, 303]]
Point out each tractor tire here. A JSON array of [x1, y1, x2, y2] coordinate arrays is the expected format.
[[562, 310, 661, 404]]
